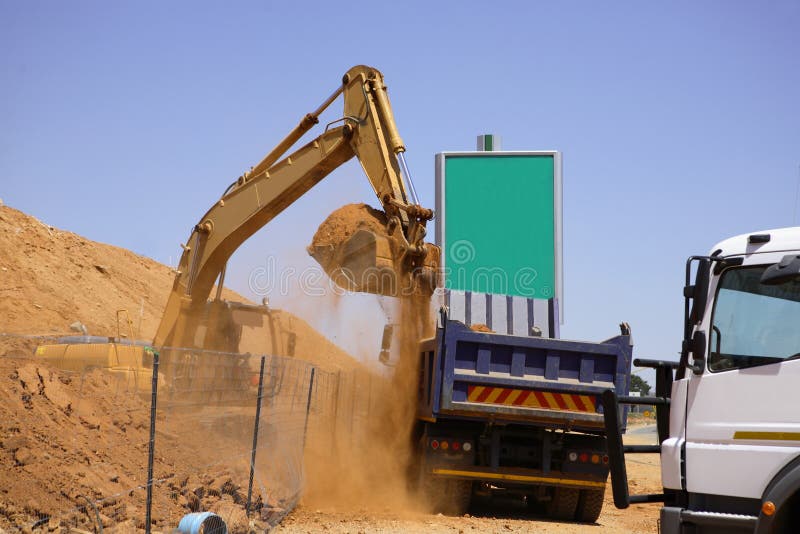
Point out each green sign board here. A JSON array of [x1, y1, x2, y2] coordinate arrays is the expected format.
[[435, 152, 562, 305]]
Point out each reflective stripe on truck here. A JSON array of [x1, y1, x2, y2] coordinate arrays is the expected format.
[[467, 385, 597, 413]]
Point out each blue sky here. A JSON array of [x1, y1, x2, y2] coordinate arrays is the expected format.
[[2, 1, 799, 379]]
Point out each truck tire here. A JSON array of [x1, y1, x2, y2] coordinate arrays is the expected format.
[[421, 474, 472, 516], [546, 487, 580, 521], [445, 479, 473, 516], [575, 487, 605, 523]]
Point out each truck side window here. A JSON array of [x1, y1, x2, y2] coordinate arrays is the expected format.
[[709, 266, 800, 372]]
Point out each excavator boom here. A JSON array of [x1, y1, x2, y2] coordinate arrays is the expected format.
[[154, 65, 436, 351]]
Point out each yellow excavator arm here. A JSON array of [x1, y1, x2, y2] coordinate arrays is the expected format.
[[154, 65, 435, 350]]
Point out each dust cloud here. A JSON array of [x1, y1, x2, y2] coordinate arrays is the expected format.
[[301, 204, 438, 514], [301, 295, 433, 515]]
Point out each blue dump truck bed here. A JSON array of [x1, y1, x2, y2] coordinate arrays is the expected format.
[[413, 318, 634, 520], [418, 320, 633, 431]]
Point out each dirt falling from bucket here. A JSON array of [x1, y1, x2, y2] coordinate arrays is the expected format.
[[301, 292, 433, 514], [302, 204, 436, 513], [300, 200, 443, 513]]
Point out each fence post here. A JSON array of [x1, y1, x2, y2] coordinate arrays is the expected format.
[[349, 372, 356, 449], [302, 368, 316, 451], [331, 371, 341, 454], [366, 373, 373, 421], [145, 349, 160, 534], [247, 355, 267, 517]]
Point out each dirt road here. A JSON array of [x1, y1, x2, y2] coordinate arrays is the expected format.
[[275, 425, 662, 533]]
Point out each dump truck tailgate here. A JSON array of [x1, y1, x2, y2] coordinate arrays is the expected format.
[[418, 321, 632, 430]]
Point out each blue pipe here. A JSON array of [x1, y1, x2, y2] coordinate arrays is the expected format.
[[177, 512, 228, 534]]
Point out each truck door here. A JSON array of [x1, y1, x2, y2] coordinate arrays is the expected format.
[[684, 254, 800, 502]]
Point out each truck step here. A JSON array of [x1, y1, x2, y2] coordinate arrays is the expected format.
[[681, 509, 758, 528], [623, 444, 660, 454]]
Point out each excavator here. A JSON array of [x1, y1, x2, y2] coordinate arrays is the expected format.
[[36, 65, 439, 392], [154, 64, 437, 349]]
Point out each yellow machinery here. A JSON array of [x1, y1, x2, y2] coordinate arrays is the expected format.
[[153, 65, 437, 354], [37, 65, 438, 398], [35, 339, 160, 393], [35, 65, 436, 393], [35, 310, 161, 393]]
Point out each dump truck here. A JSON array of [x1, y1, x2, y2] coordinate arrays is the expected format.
[[602, 227, 800, 533], [403, 142, 634, 521], [411, 310, 633, 520]]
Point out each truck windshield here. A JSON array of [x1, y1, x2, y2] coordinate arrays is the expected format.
[[709, 265, 800, 372]]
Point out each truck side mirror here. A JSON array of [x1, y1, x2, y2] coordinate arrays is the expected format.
[[687, 259, 711, 326], [678, 257, 713, 381], [690, 330, 707, 375], [760, 254, 800, 286]]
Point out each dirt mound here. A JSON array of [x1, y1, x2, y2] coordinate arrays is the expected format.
[[0, 356, 277, 532], [0, 204, 358, 372], [0, 205, 175, 338], [0, 203, 368, 530]]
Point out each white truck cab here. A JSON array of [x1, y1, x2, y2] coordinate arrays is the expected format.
[[604, 227, 800, 533]]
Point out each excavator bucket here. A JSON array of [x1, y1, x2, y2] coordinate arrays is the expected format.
[[309, 228, 399, 296], [308, 204, 439, 298], [309, 230, 439, 297]]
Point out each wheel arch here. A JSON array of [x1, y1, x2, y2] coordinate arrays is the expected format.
[[756, 453, 800, 533]]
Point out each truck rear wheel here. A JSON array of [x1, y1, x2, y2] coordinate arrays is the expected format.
[[421, 474, 472, 516], [445, 479, 473, 516], [546, 487, 580, 520], [575, 487, 605, 523]]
